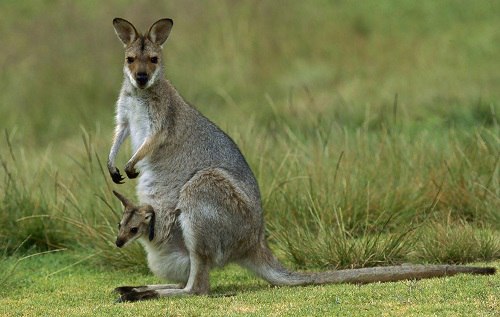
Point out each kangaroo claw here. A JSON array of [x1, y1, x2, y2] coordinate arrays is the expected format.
[[109, 167, 125, 184]]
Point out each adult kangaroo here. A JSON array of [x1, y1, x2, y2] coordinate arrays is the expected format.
[[107, 18, 496, 302]]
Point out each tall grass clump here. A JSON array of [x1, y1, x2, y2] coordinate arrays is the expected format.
[[414, 220, 500, 264], [258, 94, 499, 268], [0, 129, 148, 270], [0, 131, 67, 252]]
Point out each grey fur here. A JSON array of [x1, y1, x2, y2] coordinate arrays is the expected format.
[[108, 18, 496, 302]]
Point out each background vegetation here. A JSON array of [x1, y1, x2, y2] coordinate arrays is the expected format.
[[0, 0, 498, 306]]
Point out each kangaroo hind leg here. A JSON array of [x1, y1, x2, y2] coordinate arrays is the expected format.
[[116, 253, 210, 302], [177, 168, 260, 266]]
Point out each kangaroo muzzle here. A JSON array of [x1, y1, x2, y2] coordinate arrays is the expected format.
[[136, 72, 149, 87]]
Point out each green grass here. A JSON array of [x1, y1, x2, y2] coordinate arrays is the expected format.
[[0, 0, 499, 314], [0, 252, 498, 316]]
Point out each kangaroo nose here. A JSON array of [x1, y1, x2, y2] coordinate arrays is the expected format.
[[136, 72, 148, 86]]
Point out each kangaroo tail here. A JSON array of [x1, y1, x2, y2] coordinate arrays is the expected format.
[[241, 246, 496, 286]]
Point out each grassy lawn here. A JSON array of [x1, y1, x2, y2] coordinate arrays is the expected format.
[[1, 252, 498, 316]]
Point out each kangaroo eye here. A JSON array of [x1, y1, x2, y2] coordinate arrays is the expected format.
[[126, 57, 135, 64], [130, 227, 138, 234], [118, 223, 121, 229], [150, 56, 158, 64]]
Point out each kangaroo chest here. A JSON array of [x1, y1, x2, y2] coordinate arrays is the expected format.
[[122, 94, 152, 152], [119, 92, 180, 206]]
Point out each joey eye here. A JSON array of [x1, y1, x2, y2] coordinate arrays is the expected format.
[[130, 227, 138, 234], [126, 57, 135, 64], [150, 56, 158, 64]]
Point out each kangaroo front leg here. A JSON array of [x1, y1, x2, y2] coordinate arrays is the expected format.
[[124, 133, 162, 179], [108, 123, 129, 184]]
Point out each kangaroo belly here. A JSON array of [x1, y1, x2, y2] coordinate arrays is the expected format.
[[140, 236, 190, 284]]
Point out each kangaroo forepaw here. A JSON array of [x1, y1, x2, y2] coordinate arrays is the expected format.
[[126, 170, 139, 179], [109, 167, 125, 184], [124, 165, 139, 179], [116, 290, 159, 303]]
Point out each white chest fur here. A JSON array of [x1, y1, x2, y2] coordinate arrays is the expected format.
[[119, 94, 151, 152]]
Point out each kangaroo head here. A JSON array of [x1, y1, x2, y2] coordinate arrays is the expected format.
[[113, 190, 155, 248], [113, 18, 173, 89]]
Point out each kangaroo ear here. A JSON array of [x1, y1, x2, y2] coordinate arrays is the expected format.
[[113, 18, 139, 46], [112, 190, 132, 208], [147, 18, 173, 46], [145, 208, 155, 241]]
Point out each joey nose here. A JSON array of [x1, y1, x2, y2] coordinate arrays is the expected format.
[[116, 239, 125, 248], [136, 72, 148, 86]]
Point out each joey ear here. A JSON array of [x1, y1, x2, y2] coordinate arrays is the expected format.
[[145, 208, 155, 241], [113, 18, 139, 46], [112, 190, 132, 208], [147, 18, 173, 46]]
